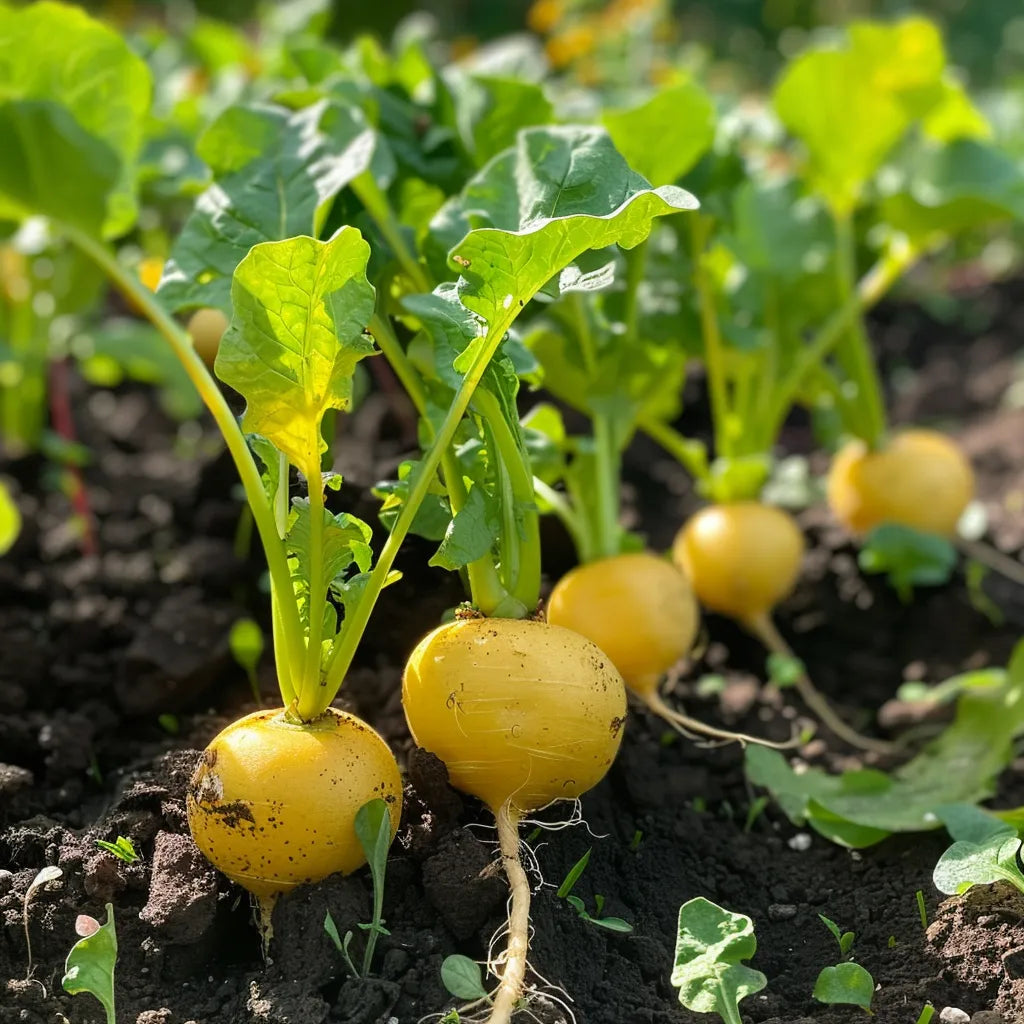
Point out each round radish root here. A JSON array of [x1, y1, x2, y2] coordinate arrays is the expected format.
[[674, 502, 894, 755], [546, 552, 698, 696], [402, 617, 626, 1024], [187, 307, 229, 370], [672, 502, 805, 623], [827, 429, 974, 538], [544, 553, 783, 748], [403, 617, 626, 812], [186, 707, 402, 899]]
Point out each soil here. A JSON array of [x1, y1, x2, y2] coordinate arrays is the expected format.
[[3, 278, 1024, 1024]]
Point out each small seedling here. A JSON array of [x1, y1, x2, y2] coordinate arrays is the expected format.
[[156, 713, 179, 735], [932, 803, 1024, 898], [95, 837, 139, 864], [743, 797, 769, 833], [965, 561, 1004, 627], [766, 651, 805, 688], [915, 1004, 935, 1024], [887, 935, 897, 948], [671, 897, 767, 1024], [629, 829, 643, 852], [556, 848, 633, 933], [556, 849, 592, 899], [915, 889, 928, 929], [24, 866, 62, 979], [229, 617, 264, 705], [62, 903, 117, 1024], [858, 523, 956, 602], [812, 962, 874, 1012], [441, 954, 488, 1001], [323, 798, 393, 977], [818, 914, 855, 956]]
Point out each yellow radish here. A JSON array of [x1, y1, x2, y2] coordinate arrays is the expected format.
[[186, 307, 229, 370], [403, 616, 625, 1024], [827, 429, 974, 538], [673, 502, 805, 623], [674, 501, 893, 754], [186, 707, 402, 901], [545, 552, 788, 746]]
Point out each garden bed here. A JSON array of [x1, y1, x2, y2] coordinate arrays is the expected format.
[[2, 281, 1024, 1024]]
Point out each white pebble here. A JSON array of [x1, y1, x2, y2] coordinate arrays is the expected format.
[[939, 1009, 970, 1024], [787, 832, 812, 851]]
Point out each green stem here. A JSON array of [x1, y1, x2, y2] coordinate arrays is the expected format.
[[369, 312, 508, 613], [319, 322, 512, 705], [592, 413, 621, 561], [351, 173, 430, 293], [66, 228, 307, 702], [833, 212, 887, 447], [690, 215, 733, 459], [533, 476, 588, 556], [473, 388, 540, 612], [765, 241, 917, 442], [300, 460, 327, 698], [622, 239, 648, 344], [636, 417, 710, 482]]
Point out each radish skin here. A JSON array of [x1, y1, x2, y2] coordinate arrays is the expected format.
[[828, 429, 974, 538], [186, 307, 229, 370], [674, 502, 895, 754], [186, 707, 402, 899], [546, 553, 796, 747], [547, 552, 699, 695], [403, 617, 626, 1020]]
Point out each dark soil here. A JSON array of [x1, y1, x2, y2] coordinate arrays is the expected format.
[[3, 280, 1024, 1024]]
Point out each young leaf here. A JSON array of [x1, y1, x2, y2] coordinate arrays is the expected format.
[[429, 126, 698, 335], [858, 523, 957, 601], [601, 79, 716, 186], [0, 482, 21, 556], [0, 2, 151, 237], [428, 485, 500, 571], [774, 17, 950, 213], [933, 834, 1024, 897], [354, 797, 393, 976], [813, 962, 874, 1010], [62, 902, 117, 1024], [556, 848, 592, 899], [216, 227, 376, 472], [159, 100, 384, 312], [441, 954, 488, 1000], [229, 619, 264, 676], [95, 836, 139, 864], [746, 641, 1024, 848], [671, 897, 767, 1020]]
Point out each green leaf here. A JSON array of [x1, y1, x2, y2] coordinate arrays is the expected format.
[[0, 481, 21, 556], [671, 898, 766, 1017], [441, 954, 488, 1001], [879, 138, 1024, 243], [216, 227, 376, 470], [0, 2, 151, 236], [428, 484, 499, 571], [288, 500, 374, 589], [775, 17, 950, 213], [443, 71, 554, 167], [933, 834, 1024, 897], [95, 836, 139, 864], [228, 618, 264, 674], [159, 101, 383, 313], [858, 523, 957, 601], [556, 848, 591, 899], [354, 798, 392, 892], [818, 914, 842, 946], [813, 962, 874, 1010], [935, 803, 1016, 845], [746, 642, 1024, 847], [62, 903, 117, 1024], [601, 79, 716, 185], [428, 126, 698, 331]]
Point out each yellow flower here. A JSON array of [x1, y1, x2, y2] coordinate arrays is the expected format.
[[527, 0, 565, 35], [546, 23, 597, 67]]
